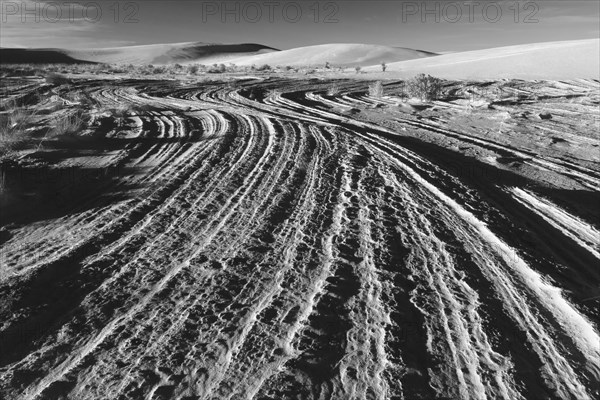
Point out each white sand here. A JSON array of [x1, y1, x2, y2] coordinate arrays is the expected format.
[[363, 39, 600, 80], [225, 43, 436, 67]]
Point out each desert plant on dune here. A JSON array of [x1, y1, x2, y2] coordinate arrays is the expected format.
[[48, 110, 86, 138], [255, 64, 272, 72], [106, 103, 154, 120], [0, 107, 38, 157], [405, 73, 444, 102], [327, 82, 340, 96], [369, 80, 384, 98], [207, 63, 227, 73], [45, 72, 70, 85]]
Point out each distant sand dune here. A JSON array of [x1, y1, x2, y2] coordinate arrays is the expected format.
[[365, 39, 600, 80], [224, 43, 437, 67], [0, 42, 279, 65], [0, 48, 92, 64], [2, 39, 597, 80]]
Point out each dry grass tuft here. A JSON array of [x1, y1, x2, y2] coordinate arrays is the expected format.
[[369, 81, 384, 98], [45, 72, 70, 85]]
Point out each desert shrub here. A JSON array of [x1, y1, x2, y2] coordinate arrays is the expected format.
[[381, 62, 387, 72], [188, 64, 199, 74], [325, 61, 331, 69], [369, 81, 384, 98], [207, 63, 227, 73], [107, 105, 131, 119], [49, 110, 86, 137], [109, 66, 126, 74], [107, 103, 154, 119], [405, 73, 444, 101], [255, 64, 272, 72], [327, 83, 340, 96], [63, 90, 94, 108], [0, 105, 38, 156], [45, 72, 70, 85], [355, 66, 362, 74]]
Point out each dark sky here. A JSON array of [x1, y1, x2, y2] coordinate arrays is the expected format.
[[1, 1, 599, 52]]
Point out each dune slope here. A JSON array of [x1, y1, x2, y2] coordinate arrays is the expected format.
[[366, 39, 600, 80], [225, 43, 437, 67], [67, 42, 279, 65], [0, 42, 279, 65]]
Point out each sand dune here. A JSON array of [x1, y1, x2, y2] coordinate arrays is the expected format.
[[0, 48, 92, 64], [365, 39, 600, 80], [0, 42, 278, 65], [2, 39, 597, 80], [225, 43, 437, 67], [68, 42, 278, 65]]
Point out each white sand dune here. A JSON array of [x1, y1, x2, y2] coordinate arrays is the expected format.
[[65, 42, 278, 65], [364, 39, 600, 80], [225, 43, 437, 67]]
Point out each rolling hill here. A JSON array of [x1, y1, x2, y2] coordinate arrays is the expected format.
[[225, 43, 437, 67], [364, 39, 600, 80], [0, 42, 279, 65]]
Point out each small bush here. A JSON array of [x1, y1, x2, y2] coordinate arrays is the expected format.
[[327, 83, 340, 96], [355, 66, 362, 74], [188, 64, 199, 74], [45, 72, 70, 85], [49, 110, 86, 137], [0, 106, 38, 156], [405, 73, 444, 102], [369, 81, 384, 98], [207, 63, 227, 73], [255, 64, 272, 72]]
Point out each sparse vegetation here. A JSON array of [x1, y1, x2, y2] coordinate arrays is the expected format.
[[187, 64, 199, 74], [255, 64, 272, 72], [0, 106, 38, 156], [45, 72, 70, 85], [405, 73, 444, 102], [369, 81, 384, 98], [47, 110, 86, 138], [327, 82, 340, 96], [207, 63, 227, 73]]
